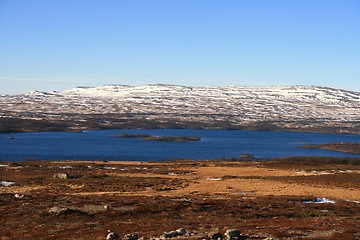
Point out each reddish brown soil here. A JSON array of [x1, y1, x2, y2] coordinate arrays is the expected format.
[[1, 158, 359, 239]]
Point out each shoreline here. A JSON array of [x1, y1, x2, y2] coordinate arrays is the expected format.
[[1, 117, 359, 134], [299, 142, 360, 154]]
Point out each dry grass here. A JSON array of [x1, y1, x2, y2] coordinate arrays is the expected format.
[[1, 158, 359, 239]]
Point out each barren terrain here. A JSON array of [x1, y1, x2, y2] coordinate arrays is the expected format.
[[1, 157, 359, 239]]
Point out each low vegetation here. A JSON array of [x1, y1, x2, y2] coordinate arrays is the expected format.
[[299, 142, 360, 154], [267, 156, 360, 166], [1, 115, 359, 134], [1, 158, 359, 239]]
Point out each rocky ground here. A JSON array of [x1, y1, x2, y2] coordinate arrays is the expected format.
[[1, 157, 359, 240]]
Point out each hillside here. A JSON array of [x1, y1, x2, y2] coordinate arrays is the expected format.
[[0, 84, 359, 133]]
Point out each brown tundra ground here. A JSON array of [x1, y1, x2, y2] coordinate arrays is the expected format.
[[1, 157, 359, 240]]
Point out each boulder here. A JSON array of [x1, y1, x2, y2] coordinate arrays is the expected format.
[[49, 206, 74, 215], [176, 228, 187, 236], [14, 193, 31, 199], [48, 206, 85, 215], [224, 229, 245, 240], [53, 173, 69, 179], [162, 231, 179, 238], [15, 193, 25, 199], [123, 233, 140, 240], [208, 231, 223, 239], [106, 230, 120, 240]]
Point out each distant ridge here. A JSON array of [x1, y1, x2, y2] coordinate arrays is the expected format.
[[0, 84, 359, 133]]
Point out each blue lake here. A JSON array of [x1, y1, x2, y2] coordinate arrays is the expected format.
[[0, 129, 359, 161]]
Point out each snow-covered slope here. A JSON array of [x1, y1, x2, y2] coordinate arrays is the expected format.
[[1, 84, 359, 123]]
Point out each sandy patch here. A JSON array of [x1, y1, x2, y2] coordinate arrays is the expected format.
[[64, 165, 360, 201]]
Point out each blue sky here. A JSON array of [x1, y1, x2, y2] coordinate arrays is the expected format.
[[0, 0, 359, 94]]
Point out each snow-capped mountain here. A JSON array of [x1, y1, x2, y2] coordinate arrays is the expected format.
[[0, 84, 359, 133]]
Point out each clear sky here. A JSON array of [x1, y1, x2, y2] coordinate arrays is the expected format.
[[0, 0, 359, 94]]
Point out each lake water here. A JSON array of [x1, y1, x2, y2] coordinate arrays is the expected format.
[[0, 129, 359, 161]]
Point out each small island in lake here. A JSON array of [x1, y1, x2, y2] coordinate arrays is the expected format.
[[299, 142, 360, 154], [111, 133, 201, 142]]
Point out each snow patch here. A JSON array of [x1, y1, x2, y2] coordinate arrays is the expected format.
[[206, 178, 223, 181], [59, 166, 73, 169], [1, 181, 15, 187], [303, 197, 336, 204]]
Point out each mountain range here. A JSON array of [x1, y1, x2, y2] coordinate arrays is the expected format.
[[0, 84, 359, 133]]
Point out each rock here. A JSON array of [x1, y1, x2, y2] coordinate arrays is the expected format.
[[48, 206, 84, 215], [123, 233, 140, 240], [49, 206, 73, 215], [14, 193, 31, 200], [195, 232, 209, 239], [106, 230, 120, 240], [176, 228, 187, 236], [224, 229, 245, 240], [162, 231, 179, 238], [208, 231, 223, 239], [53, 173, 69, 179], [14, 194, 24, 199], [161, 228, 187, 238]]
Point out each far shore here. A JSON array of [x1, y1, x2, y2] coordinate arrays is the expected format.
[[1, 117, 359, 134], [299, 142, 360, 154]]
